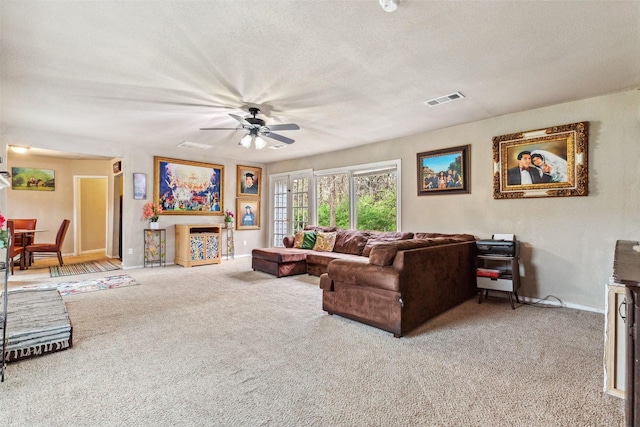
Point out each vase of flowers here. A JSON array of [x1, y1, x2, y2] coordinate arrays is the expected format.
[[224, 209, 234, 229], [0, 213, 6, 249], [142, 202, 163, 229]]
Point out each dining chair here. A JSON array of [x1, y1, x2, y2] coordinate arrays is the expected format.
[[25, 219, 70, 267], [10, 218, 37, 266], [7, 220, 25, 274]]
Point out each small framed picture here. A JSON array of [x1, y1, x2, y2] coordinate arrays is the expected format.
[[417, 145, 470, 196], [133, 173, 147, 200], [237, 165, 261, 197], [236, 198, 260, 230]]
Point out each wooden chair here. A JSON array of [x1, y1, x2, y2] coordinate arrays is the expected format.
[[25, 219, 70, 267], [7, 220, 25, 274], [9, 218, 37, 265]]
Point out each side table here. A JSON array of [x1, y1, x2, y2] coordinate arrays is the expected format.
[[144, 228, 166, 267], [225, 226, 235, 260]]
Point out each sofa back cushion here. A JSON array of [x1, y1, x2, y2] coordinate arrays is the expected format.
[[304, 225, 338, 233], [361, 231, 415, 257], [313, 232, 337, 252], [333, 230, 371, 255], [414, 232, 475, 242]]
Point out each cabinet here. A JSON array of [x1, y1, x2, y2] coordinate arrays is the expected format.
[[613, 240, 640, 426], [175, 224, 221, 268], [477, 245, 521, 309], [605, 283, 626, 398], [144, 228, 166, 268]]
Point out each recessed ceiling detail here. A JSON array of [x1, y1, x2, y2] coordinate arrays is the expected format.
[[424, 92, 465, 107]]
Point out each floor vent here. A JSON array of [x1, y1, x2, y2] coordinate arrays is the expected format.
[[424, 91, 465, 107]]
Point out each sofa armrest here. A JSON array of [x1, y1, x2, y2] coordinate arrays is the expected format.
[[283, 235, 295, 248]]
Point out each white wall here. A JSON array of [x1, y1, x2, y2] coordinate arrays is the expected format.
[[268, 89, 640, 310]]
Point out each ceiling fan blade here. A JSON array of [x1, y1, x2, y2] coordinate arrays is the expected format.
[[229, 113, 255, 128], [263, 132, 295, 144], [266, 123, 300, 131], [199, 127, 241, 131]]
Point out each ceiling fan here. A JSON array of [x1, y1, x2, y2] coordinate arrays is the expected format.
[[200, 107, 300, 149]]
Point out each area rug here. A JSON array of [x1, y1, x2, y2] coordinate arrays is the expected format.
[[20, 274, 138, 296], [49, 259, 121, 277]]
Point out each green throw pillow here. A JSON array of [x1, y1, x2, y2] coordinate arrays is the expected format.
[[300, 231, 318, 249]]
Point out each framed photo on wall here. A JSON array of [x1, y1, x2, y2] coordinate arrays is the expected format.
[[493, 121, 588, 199], [237, 165, 261, 197], [154, 156, 224, 215], [11, 167, 55, 191], [417, 145, 470, 196], [133, 173, 146, 200], [236, 198, 260, 230]]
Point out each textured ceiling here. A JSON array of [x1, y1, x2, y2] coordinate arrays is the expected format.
[[1, 1, 639, 162]]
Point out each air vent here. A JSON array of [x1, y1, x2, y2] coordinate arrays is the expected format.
[[268, 144, 288, 150], [177, 141, 211, 150], [423, 91, 465, 107]]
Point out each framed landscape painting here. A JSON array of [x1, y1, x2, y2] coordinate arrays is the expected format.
[[237, 165, 261, 197], [417, 145, 470, 196], [236, 198, 260, 230], [11, 167, 55, 191], [154, 156, 224, 215], [493, 121, 588, 199]]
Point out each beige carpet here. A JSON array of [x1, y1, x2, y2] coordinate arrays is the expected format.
[[0, 258, 624, 426]]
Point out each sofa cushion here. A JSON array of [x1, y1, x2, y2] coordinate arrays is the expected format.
[[362, 231, 415, 257], [304, 225, 338, 233], [252, 247, 311, 263], [414, 232, 475, 242], [313, 232, 337, 252], [328, 259, 401, 292], [294, 231, 317, 249], [368, 239, 442, 266], [334, 230, 371, 255]]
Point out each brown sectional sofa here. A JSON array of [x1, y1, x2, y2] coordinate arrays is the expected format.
[[251, 228, 477, 337]]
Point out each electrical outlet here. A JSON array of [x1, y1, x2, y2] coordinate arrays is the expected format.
[[243, 240, 247, 246], [128, 248, 133, 255]]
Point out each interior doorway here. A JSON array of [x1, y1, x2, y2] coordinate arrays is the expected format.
[[73, 176, 108, 256]]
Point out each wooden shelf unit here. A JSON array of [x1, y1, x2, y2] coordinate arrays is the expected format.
[[175, 224, 222, 268]]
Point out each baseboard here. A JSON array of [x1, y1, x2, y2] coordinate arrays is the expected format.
[[483, 291, 602, 314]]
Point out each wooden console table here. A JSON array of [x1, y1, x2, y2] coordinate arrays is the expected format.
[[613, 240, 640, 426], [175, 224, 221, 267]]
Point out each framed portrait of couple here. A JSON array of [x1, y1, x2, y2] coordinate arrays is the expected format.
[[493, 121, 589, 199]]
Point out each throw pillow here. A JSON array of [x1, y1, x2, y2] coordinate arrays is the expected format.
[[313, 232, 337, 252], [300, 231, 318, 249], [293, 231, 317, 249]]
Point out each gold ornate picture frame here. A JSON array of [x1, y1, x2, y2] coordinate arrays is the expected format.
[[236, 198, 260, 230], [493, 121, 588, 199], [237, 165, 262, 197], [154, 156, 224, 215]]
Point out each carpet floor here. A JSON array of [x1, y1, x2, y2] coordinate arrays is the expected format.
[[0, 258, 625, 426], [49, 260, 121, 278]]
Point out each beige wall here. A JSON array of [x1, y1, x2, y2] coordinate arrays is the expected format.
[[6, 155, 112, 256], [268, 89, 640, 310]]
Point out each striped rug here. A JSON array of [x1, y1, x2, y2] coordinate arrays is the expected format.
[[49, 260, 121, 277]]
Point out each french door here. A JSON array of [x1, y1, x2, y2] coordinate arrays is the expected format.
[[270, 171, 313, 247]]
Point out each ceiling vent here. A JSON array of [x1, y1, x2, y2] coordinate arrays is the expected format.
[[423, 92, 465, 107], [268, 144, 288, 150], [177, 141, 211, 150]]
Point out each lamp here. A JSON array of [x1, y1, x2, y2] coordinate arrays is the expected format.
[[239, 134, 253, 148], [254, 136, 267, 150], [379, 0, 398, 12], [9, 145, 30, 154], [239, 130, 268, 149]]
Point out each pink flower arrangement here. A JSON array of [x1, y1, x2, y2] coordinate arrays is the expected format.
[[224, 209, 234, 222], [142, 202, 163, 222]]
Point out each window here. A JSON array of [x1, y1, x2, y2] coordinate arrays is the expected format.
[[315, 160, 400, 231], [269, 171, 313, 247]]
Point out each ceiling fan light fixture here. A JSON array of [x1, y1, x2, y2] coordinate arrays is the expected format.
[[254, 136, 267, 150], [379, 0, 398, 12], [239, 134, 253, 148]]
